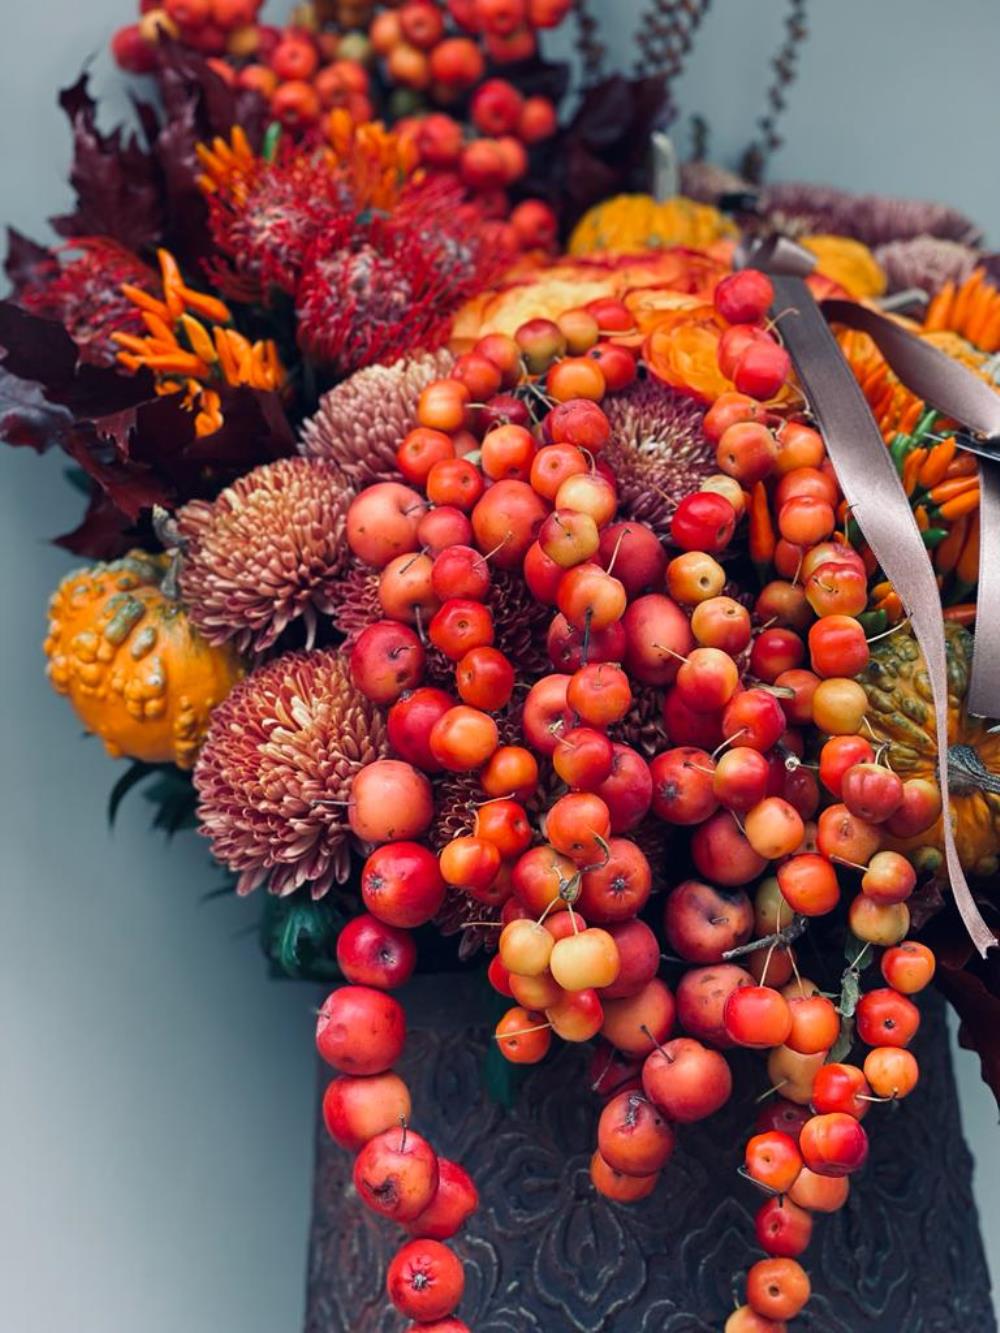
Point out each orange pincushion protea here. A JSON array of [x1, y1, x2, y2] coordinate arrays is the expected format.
[[113, 248, 284, 435]]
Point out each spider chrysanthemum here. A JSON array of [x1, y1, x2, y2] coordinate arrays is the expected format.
[[601, 378, 717, 537], [299, 349, 454, 490], [177, 457, 353, 654], [193, 649, 387, 898]]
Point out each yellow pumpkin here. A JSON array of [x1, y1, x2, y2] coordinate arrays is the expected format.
[[568, 194, 736, 257], [45, 550, 245, 769], [860, 623, 1000, 876], [800, 235, 886, 300]]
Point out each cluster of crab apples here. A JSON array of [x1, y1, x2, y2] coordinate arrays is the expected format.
[[315, 272, 939, 1329]]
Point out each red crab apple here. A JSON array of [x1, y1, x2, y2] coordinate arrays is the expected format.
[[601, 977, 675, 1056], [595, 744, 653, 832], [350, 621, 426, 705], [349, 761, 434, 842], [471, 478, 549, 568], [387, 687, 455, 772], [386, 1238, 465, 1322], [347, 481, 426, 567], [336, 913, 417, 989], [725, 1306, 788, 1333], [322, 1072, 412, 1152], [691, 810, 769, 886], [675, 964, 755, 1047], [354, 1124, 439, 1222], [589, 1149, 659, 1202], [622, 594, 695, 685], [755, 1195, 813, 1259], [664, 879, 753, 964], [547, 613, 627, 671], [577, 838, 652, 923], [403, 1322, 469, 1333], [799, 1112, 869, 1177], [597, 1089, 676, 1176], [361, 841, 446, 927], [405, 1157, 479, 1239], [316, 986, 406, 1075], [641, 1036, 733, 1121], [599, 920, 661, 999], [598, 521, 667, 596]]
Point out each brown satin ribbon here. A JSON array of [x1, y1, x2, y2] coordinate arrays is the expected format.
[[747, 237, 998, 956]]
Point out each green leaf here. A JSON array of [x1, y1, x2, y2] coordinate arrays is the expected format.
[[481, 982, 528, 1109], [260, 895, 346, 981]]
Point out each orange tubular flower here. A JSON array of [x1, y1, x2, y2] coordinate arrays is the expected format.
[[923, 268, 1000, 352], [113, 249, 285, 436]]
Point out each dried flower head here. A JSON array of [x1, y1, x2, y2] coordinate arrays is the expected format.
[[177, 457, 353, 654], [601, 377, 716, 537], [299, 349, 454, 489], [193, 648, 387, 897], [875, 237, 979, 296], [758, 182, 983, 249]]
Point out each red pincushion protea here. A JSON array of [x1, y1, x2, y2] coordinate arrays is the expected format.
[[177, 457, 354, 654], [193, 648, 387, 898], [15, 237, 157, 365]]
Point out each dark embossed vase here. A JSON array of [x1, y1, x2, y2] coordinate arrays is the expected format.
[[305, 978, 995, 1333]]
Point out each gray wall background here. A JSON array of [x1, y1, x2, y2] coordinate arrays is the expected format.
[[2, 3, 998, 1331]]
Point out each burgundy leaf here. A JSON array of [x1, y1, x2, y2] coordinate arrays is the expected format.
[[3, 228, 53, 294], [935, 963, 1000, 1109], [54, 484, 144, 559], [0, 367, 72, 451]]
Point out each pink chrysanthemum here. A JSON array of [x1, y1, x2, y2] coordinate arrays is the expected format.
[[16, 237, 157, 365], [177, 458, 353, 654], [193, 648, 387, 898]]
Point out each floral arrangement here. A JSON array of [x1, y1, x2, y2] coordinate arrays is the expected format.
[[6, 2, 1000, 1330]]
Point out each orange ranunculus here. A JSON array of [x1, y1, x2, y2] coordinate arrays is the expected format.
[[643, 304, 733, 404]]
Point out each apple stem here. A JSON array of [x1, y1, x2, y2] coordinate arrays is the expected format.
[[831, 854, 870, 873], [479, 535, 511, 564], [568, 902, 581, 935], [639, 1023, 673, 1062], [399, 1117, 408, 1153], [495, 1022, 552, 1040], [722, 914, 807, 961], [866, 617, 911, 645], [460, 920, 504, 929], [604, 525, 631, 579], [651, 641, 688, 664], [755, 1079, 789, 1104], [712, 728, 748, 759]]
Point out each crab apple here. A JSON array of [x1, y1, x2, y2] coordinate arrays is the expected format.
[[849, 895, 910, 946], [864, 1046, 920, 1099], [590, 1042, 643, 1099], [691, 811, 769, 887], [547, 355, 606, 402], [717, 324, 772, 381], [512, 844, 577, 915], [350, 761, 434, 843], [487, 953, 514, 997], [675, 964, 754, 1047], [734, 341, 791, 402], [642, 1036, 733, 1121], [470, 76, 524, 134], [350, 622, 425, 706], [789, 1165, 850, 1213], [428, 32, 484, 86], [756, 580, 811, 630], [595, 744, 654, 833], [700, 474, 748, 519], [427, 458, 485, 512], [515, 317, 566, 373], [429, 599, 494, 661], [725, 1305, 788, 1333], [776, 852, 840, 917], [553, 726, 613, 790], [555, 472, 617, 528], [428, 705, 499, 772], [555, 309, 601, 357], [439, 836, 502, 896], [784, 993, 840, 1055], [548, 986, 606, 1041], [756, 1097, 811, 1142], [317, 986, 406, 1076], [812, 677, 868, 735], [481, 423, 537, 482], [523, 541, 565, 605], [811, 1063, 871, 1119], [746, 1257, 810, 1323], [623, 594, 695, 685], [589, 1149, 659, 1202], [547, 398, 611, 451], [337, 914, 417, 990], [431, 546, 491, 602], [470, 800, 530, 862], [322, 1071, 412, 1152], [816, 803, 881, 865], [664, 879, 753, 964], [713, 747, 771, 814], [768, 1045, 825, 1105], [596, 522, 665, 597], [881, 941, 935, 994], [690, 597, 752, 657], [495, 1005, 551, 1063], [509, 970, 563, 1011], [667, 550, 726, 605], [724, 986, 792, 1049], [471, 479, 548, 569], [805, 561, 869, 620], [557, 566, 627, 632], [583, 296, 633, 333], [661, 689, 723, 750], [473, 335, 521, 389], [362, 842, 446, 927], [856, 987, 920, 1048], [388, 688, 454, 772], [598, 1090, 675, 1176], [779, 495, 835, 547], [347, 482, 426, 567], [670, 491, 738, 552], [397, 427, 455, 486], [550, 927, 620, 991], [481, 744, 539, 801], [772, 669, 819, 726], [522, 674, 572, 755], [703, 391, 770, 443], [715, 421, 778, 486], [774, 421, 825, 474], [379, 553, 439, 626], [649, 748, 717, 825], [511, 198, 559, 250], [799, 1112, 869, 1178], [387, 1238, 464, 1323], [564, 663, 630, 728], [546, 614, 623, 674], [743, 797, 804, 861], [675, 648, 740, 713], [405, 1158, 479, 1241], [415, 112, 464, 168], [530, 444, 588, 501], [590, 341, 638, 392], [721, 689, 786, 753], [499, 918, 553, 976], [861, 850, 916, 905], [714, 268, 774, 323], [419, 507, 473, 555], [578, 838, 652, 923], [744, 1130, 803, 1193], [754, 877, 794, 935], [452, 351, 504, 402], [599, 919, 660, 999], [456, 646, 515, 712], [539, 508, 600, 568], [354, 1124, 439, 1222], [886, 776, 943, 837], [750, 628, 804, 684], [842, 764, 904, 825], [601, 978, 676, 1056]]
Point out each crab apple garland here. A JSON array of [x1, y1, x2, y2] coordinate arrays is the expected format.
[[325, 275, 941, 1328]]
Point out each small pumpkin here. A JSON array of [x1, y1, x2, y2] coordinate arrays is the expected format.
[[800, 235, 886, 300], [45, 550, 245, 769], [860, 622, 1000, 876], [568, 193, 736, 257]]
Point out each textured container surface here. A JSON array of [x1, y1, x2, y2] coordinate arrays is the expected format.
[[305, 981, 995, 1333]]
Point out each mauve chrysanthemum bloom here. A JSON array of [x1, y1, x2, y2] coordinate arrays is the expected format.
[[177, 457, 353, 655], [602, 378, 716, 537], [298, 349, 454, 490], [758, 182, 983, 249], [875, 236, 979, 296], [193, 649, 387, 898]]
